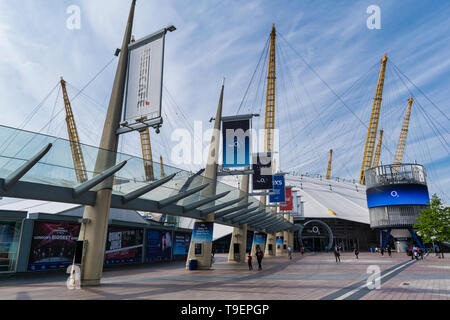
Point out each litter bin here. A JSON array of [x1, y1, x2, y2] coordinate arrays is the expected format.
[[189, 259, 198, 270]]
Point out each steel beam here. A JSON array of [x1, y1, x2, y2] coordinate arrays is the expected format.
[[220, 206, 259, 221], [214, 203, 251, 219], [182, 190, 230, 212], [121, 173, 177, 203], [249, 215, 277, 227], [2, 143, 52, 191], [72, 161, 127, 198], [198, 196, 245, 216], [235, 210, 268, 224], [231, 209, 266, 223], [157, 183, 209, 209]]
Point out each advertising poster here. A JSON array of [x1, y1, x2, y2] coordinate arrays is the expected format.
[[366, 184, 430, 208], [252, 233, 266, 246], [269, 175, 285, 203], [276, 236, 284, 245], [191, 222, 214, 243], [146, 230, 172, 262], [105, 227, 144, 265], [124, 30, 165, 122], [222, 119, 251, 167], [252, 152, 273, 190], [28, 221, 80, 271], [280, 187, 293, 211], [173, 232, 191, 258]]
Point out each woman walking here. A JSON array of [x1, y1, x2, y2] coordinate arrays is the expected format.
[[256, 246, 264, 270]]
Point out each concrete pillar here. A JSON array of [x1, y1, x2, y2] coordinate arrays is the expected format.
[[186, 80, 224, 270], [264, 233, 276, 256], [228, 170, 249, 263], [79, 0, 135, 286]]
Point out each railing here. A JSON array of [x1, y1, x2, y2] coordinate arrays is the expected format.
[[365, 164, 427, 189]]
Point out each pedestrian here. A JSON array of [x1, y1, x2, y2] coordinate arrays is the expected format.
[[334, 245, 341, 263], [288, 247, 293, 260], [256, 247, 264, 270], [354, 247, 359, 259], [380, 247, 384, 256], [300, 247, 304, 255], [247, 253, 253, 270], [439, 243, 445, 259], [387, 245, 392, 257]]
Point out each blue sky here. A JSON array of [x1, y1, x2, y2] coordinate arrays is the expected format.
[[0, 0, 448, 202]]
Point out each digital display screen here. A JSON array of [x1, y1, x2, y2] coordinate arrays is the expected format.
[[366, 184, 430, 208]]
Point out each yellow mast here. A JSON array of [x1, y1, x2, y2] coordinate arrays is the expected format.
[[372, 129, 383, 167], [326, 149, 332, 180], [139, 123, 154, 181], [394, 97, 413, 165], [359, 54, 388, 184], [160, 154, 165, 177], [264, 24, 276, 154], [60, 77, 88, 183]]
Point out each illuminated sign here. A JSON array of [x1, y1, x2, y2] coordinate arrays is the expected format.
[[366, 184, 430, 208]]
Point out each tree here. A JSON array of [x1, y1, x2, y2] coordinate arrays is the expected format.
[[414, 194, 450, 244]]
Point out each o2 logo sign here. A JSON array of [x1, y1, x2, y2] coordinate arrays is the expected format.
[[390, 191, 399, 198]]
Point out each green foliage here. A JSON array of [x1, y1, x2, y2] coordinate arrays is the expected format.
[[414, 194, 450, 243]]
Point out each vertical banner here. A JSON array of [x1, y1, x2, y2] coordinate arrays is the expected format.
[[252, 233, 266, 246], [252, 152, 273, 190], [191, 222, 214, 243], [280, 187, 293, 211], [146, 229, 172, 262], [269, 175, 285, 203], [124, 29, 166, 123], [222, 118, 251, 167], [173, 233, 191, 258]]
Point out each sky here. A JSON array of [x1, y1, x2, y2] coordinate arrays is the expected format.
[[0, 0, 449, 202]]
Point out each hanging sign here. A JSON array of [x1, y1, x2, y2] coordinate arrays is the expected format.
[[124, 28, 166, 124], [269, 175, 285, 203], [191, 222, 214, 243], [252, 152, 272, 190], [280, 187, 293, 211], [222, 117, 251, 167]]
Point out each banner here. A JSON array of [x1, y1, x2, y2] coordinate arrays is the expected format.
[[28, 221, 80, 271], [146, 230, 172, 262], [124, 29, 166, 123], [173, 232, 191, 257], [252, 233, 266, 246], [269, 175, 285, 203], [252, 152, 272, 190], [105, 227, 144, 265], [292, 190, 299, 216], [280, 187, 293, 211], [222, 119, 251, 167], [192, 222, 214, 243], [276, 236, 284, 245], [366, 184, 430, 208]]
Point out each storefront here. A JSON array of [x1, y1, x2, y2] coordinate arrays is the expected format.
[[0, 210, 26, 273]]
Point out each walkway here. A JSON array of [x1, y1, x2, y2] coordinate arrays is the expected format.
[[0, 252, 448, 300]]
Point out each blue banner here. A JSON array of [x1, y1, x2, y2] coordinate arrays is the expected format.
[[192, 222, 214, 243], [276, 236, 284, 245], [269, 175, 285, 203], [222, 119, 250, 167], [366, 184, 430, 208], [253, 233, 266, 246], [173, 233, 191, 256]]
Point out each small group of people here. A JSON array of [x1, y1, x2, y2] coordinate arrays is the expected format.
[[411, 246, 424, 260], [247, 246, 264, 270]]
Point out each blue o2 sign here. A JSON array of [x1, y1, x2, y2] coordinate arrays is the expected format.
[[366, 184, 430, 208], [269, 175, 285, 203]]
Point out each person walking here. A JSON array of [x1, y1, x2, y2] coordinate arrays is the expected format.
[[288, 247, 293, 260], [300, 247, 304, 255], [387, 245, 392, 257], [256, 247, 264, 270], [354, 247, 359, 259], [334, 245, 341, 263], [439, 243, 445, 259], [247, 253, 253, 270], [380, 247, 384, 256]]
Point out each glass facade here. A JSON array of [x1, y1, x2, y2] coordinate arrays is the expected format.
[[0, 220, 22, 273]]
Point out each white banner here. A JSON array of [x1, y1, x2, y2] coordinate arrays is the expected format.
[[124, 29, 165, 122]]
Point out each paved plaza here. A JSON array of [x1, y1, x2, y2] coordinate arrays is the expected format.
[[0, 252, 449, 300]]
